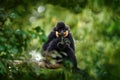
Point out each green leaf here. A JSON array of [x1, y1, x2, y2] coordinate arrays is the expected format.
[[0, 61, 6, 74], [0, 32, 3, 35], [34, 26, 43, 32], [14, 29, 22, 35], [0, 45, 5, 51], [4, 29, 12, 37], [0, 37, 7, 42], [21, 31, 27, 39], [9, 12, 18, 19], [4, 44, 12, 49], [40, 35, 47, 42], [29, 31, 37, 38], [9, 47, 18, 53]]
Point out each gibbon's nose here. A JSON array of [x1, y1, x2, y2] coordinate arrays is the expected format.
[[60, 30, 64, 36]]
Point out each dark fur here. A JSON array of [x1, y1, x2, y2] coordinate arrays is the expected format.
[[41, 22, 80, 70]]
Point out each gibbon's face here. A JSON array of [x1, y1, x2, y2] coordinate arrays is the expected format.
[[55, 28, 68, 38], [55, 22, 69, 38]]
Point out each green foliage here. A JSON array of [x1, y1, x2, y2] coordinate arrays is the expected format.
[[0, 0, 120, 80], [33, 26, 47, 42], [0, 28, 28, 58]]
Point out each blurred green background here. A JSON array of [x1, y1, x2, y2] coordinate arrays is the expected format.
[[0, 0, 120, 80]]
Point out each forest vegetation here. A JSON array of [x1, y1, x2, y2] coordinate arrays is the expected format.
[[0, 0, 120, 80]]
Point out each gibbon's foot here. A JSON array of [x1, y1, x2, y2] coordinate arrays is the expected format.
[[73, 67, 89, 78]]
